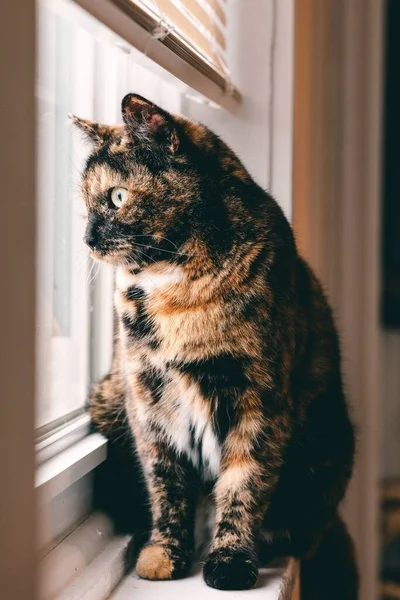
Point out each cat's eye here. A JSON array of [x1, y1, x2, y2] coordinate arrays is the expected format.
[[110, 187, 129, 208]]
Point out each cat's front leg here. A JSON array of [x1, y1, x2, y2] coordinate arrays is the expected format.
[[134, 434, 197, 581], [203, 389, 291, 591]]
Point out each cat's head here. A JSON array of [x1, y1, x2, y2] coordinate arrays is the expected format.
[[72, 93, 250, 271]]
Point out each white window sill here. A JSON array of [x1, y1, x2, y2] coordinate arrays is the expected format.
[[112, 558, 299, 600], [36, 431, 107, 505], [36, 412, 93, 465], [40, 512, 118, 600]]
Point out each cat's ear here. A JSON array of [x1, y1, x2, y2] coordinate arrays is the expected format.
[[121, 94, 179, 153], [69, 114, 122, 147]]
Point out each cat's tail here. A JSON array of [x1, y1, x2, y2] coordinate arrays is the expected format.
[[300, 513, 359, 600]]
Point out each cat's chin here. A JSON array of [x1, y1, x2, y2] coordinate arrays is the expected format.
[[89, 249, 138, 269]]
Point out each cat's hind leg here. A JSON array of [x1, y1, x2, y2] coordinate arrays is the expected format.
[[256, 528, 293, 565], [257, 514, 358, 600], [300, 513, 358, 600]]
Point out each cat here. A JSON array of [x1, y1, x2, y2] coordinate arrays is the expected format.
[[72, 93, 358, 596]]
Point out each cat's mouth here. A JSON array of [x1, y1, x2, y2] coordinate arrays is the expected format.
[[88, 245, 142, 269], [87, 238, 180, 268], [89, 246, 130, 264]]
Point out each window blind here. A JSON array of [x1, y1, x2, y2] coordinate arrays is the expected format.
[[80, 0, 241, 111]]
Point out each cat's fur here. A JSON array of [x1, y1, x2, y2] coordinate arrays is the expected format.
[[72, 93, 357, 595]]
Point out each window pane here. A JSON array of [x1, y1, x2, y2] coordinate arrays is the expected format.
[[36, 0, 91, 428]]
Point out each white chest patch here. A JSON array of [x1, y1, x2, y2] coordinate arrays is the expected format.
[[115, 266, 183, 296], [167, 395, 221, 481], [137, 267, 183, 294]]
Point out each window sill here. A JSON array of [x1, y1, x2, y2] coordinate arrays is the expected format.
[[39, 511, 119, 600], [36, 431, 107, 505], [111, 557, 299, 600]]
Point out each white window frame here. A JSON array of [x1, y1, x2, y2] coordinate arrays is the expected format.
[[36, 0, 93, 430]]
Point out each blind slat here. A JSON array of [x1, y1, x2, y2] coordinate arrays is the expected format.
[[144, 0, 226, 69], [178, 0, 225, 51], [202, 0, 226, 27]]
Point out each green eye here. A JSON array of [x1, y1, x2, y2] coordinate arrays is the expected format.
[[110, 187, 129, 208]]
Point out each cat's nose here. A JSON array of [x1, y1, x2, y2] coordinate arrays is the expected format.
[[85, 215, 101, 250], [84, 230, 98, 249]]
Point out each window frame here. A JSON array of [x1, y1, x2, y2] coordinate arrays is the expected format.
[[36, 0, 95, 431], [36, 409, 90, 464]]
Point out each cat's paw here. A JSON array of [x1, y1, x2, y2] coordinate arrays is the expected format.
[[136, 543, 191, 580], [203, 548, 258, 590]]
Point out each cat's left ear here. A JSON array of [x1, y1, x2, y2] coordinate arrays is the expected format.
[[69, 114, 122, 147], [121, 94, 179, 153]]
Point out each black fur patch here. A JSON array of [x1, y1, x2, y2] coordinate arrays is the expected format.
[[85, 143, 131, 179], [138, 367, 166, 404], [174, 354, 247, 443], [121, 299, 159, 349], [125, 285, 146, 301]]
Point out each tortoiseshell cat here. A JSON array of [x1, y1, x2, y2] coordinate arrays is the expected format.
[[72, 94, 357, 597]]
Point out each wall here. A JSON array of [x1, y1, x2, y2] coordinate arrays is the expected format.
[[293, 1, 384, 598], [184, 0, 294, 222], [0, 1, 37, 599]]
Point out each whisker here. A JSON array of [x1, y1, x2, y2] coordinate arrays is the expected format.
[[87, 262, 101, 287], [131, 234, 180, 251], [85, 258, 99, 287], [134, 248, 157, 266], [130, 240, 191, 257]]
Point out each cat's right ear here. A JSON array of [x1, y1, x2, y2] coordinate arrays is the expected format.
[[69, 114, 121, 147]]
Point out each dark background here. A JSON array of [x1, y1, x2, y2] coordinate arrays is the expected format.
[[382, 0, 400, 328]]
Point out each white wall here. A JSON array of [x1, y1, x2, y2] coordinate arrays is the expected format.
[[184, 0, 294, 221]]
